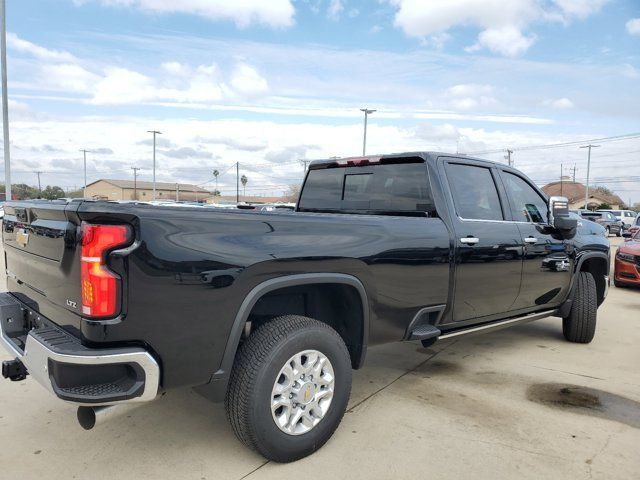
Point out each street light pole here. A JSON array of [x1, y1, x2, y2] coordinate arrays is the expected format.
[[580, 144, 600, 209], [147, 130, 162, 200], [131, 166, 140, 200], [505, 149, 514, 167], [80, 149, 89, 197], [360, 108, 376, 155], [34, 171, 42, 196], [1, 0, 11, 201]]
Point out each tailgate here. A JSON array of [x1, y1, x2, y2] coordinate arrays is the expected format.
[[2, 201, 83, 316]]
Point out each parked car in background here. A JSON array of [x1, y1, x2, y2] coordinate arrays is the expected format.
[[614, 230, 640, 287], [598, 209, 637, 228], [628, 213, 640, 236], [578, 211, 623, 236], [571, 212, 607, 237]]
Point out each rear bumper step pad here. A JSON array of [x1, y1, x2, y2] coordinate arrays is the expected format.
[[0, 292, 159, 405]]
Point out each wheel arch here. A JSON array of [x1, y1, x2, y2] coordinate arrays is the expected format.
[[199, 273, 370, 402], [575, 252, 609, 306]]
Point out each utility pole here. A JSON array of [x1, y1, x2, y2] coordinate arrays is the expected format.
[[1, 0, 11, 201], [236, 162, 239, 204], [301, 159, 309, 171], [34, 171, 42, 196], [147, 130, 162, 199], [360, 108, 376, 155], [580, 144, 600, 210], [560, 163, 563, 196], [505, 149, 514, 167], [131, 166, 140, 200], [175, 183, 179, 202], [571, 164, 577, 182], [79, 149, 89, 197]]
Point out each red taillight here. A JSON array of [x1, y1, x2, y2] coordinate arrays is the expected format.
[[81, 223, 130, 318]]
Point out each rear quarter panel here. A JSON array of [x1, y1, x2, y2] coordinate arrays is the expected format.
[[77, 203, 450, 389]]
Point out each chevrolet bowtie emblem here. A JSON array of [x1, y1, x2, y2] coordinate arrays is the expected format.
[[16, 229, 29, 248]]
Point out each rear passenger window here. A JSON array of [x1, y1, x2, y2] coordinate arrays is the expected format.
[[298, 161, 434, 215], [501, 172, 548, 224], [446, 163, 503, 221], [345, 163, 433, 213], [298, 167, 344, 210]]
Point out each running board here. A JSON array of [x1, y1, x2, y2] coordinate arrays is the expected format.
[[439, 309, 557, 340]]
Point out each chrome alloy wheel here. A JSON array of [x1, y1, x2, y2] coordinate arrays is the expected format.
[[270, 349, 335, 435]]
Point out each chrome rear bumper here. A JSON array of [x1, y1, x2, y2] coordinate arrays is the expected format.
[[0, 292, 159, 405]]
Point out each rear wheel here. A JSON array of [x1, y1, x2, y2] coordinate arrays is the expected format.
[[225, 315, 352, 462], [563, 271, 597, 343]]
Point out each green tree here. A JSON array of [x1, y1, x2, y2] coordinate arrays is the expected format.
[[241, 174, 248, 196], [11, 183, 39, 199], [41, 185, 65, 200], [213, 169, 219, 194], [597, 203, 611, 210]]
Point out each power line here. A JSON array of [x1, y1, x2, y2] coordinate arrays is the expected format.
[[466, 132, 640, 155]]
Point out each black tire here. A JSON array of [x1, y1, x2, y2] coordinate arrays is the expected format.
[[563, 271, 597, 343], [616, 230, 621, 237], [225, 315, 352, 462]]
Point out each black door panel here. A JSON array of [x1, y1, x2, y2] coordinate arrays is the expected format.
[[443, 161, 523, 322], [497, 170, 573, 308], [453, 220, 523, 320]]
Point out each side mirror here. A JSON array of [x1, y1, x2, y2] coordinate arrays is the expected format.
[[548, 196, 577, 232]]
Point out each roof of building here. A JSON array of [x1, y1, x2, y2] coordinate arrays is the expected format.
[[87, 179, 210, 193], [541, 180, 623, 206]]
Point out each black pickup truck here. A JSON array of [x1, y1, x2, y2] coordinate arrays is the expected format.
[[0, 152, 609, 462]]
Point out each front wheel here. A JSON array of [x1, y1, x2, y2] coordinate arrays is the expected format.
[[225, 315, 352, 462], [563, 271, 597, 343]]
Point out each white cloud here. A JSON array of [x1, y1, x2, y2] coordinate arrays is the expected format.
[[73, 0, 295, 28], [86, 61, 268, 105], [90, 67, 156, 105], [626, 18, 640, 36], [553, 0, 608, 19], [445, 83, 498, 110], [229, 63, 269, 97], [544, 97, 574, 109], [470, 26, 536, 57], [40, 64, 101, 93], [621, 63, 640, 79], [7, 32, 76, 62], [161, 61, 189, 76], [389, 0, 607, 56], [327, 0, 344, 20]]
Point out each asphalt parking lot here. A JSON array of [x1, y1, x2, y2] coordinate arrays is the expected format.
[[1, 237, 638, 480]]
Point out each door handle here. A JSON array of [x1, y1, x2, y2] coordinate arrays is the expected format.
[[524, 236, 538, 244], [460, 237, 479, 245]]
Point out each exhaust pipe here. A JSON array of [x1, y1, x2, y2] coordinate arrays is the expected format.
[[77, 405, 122, 430]]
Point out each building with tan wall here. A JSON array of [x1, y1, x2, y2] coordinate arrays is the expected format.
[[85, 179, 210, 202], [541, 178, 623, 210]]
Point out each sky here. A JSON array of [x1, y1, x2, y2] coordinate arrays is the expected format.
[[2, 0, 640, 202]]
